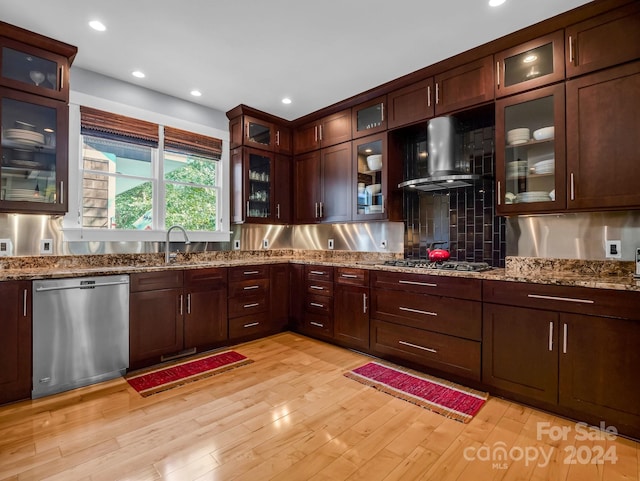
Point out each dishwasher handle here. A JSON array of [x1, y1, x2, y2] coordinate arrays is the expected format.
[[35, 279, 130, 292]]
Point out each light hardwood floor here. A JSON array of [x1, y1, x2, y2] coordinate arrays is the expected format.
[[1, 332, 638, 481]]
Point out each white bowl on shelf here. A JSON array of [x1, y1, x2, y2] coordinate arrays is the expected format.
[[506, 128, 530, 145], [533, 126, 554, 141], [365, 183, 381, 195], [366, 154, 382, 171]]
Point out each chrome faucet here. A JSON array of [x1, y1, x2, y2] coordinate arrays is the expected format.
[[165, 225, 191, 263]]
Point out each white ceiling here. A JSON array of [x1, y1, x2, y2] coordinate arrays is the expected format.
[[1, 0, 591, 120]]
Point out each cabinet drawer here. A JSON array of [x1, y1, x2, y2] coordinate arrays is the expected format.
[[372, 289, 481, 340], [228, 312, 270, 339], [305, 293, 333, 315], [184, 267, 227, 289], [305, 279, 334, 297], [371, 319, 481, 381], [228, 293, 267, 318], [305, 265, 334, 282], [228, 265, 269, 281], [130, 270, 183, 292], [229, 278, 269, 298], [483, 280, 640, 320], [336, 267, 369, 287], [371, 271, 481, 301], [304, 312, 333, 338]]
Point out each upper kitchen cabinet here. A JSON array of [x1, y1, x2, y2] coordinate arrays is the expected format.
[[293, 109, 351, 155], [434, 56, 494, 115], [495, 83, 566, 215], [566, 61, 640, 211], [1, 88, 68, 213], [495, 31, 565, 98], [229, 111, 292, 154], [566, 2, 640, 79], [351, 96, 386, 139], [387, 78, 435, 129], [353, 133, 386, 221]]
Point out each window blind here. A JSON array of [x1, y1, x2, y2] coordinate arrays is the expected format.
[[80, 106, 159, 145], [164, 126, 222, 159]]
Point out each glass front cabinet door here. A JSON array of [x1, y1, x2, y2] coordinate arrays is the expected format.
[[1, 89, 67, 213], [353, 133, 386, 220], [352, 96, 387, 139], [0, 38, 69, 101], [496, 84, 566, 215], [244, 148, 273, 222], [495, 31, 565, 98]]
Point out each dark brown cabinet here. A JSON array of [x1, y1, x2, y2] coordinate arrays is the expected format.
[[351, 96, 386, 139], [353, 133, 386, 221], [294, 142, 352, 223], [566, 2, 640, 78], [434, 56, 494, 115], [130, 268, 227, 369], [0, 281, 31, 404], [293, 109, 351, 155], [270, 263, 290, 331], [334, 268, 369, 350], [387, 78, 435, 129], [289, 263, 305, 332], [229, 113, 292, 154], [228, 265, 272, 340], [566, 61, 640, 210], [301, 265, 334, 339], [495, 30, 565, 98]]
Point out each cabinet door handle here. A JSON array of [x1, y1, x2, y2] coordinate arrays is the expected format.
[[187, 293, 191, 314], [244, 302, 260, 308], [399, 340, 437, 353], [23, 289, 28, 317], [340, 274, 357, 278], [568, 35, 575, 65], [315, 202, 319, 218], [435, 82, 440, 105], [398, 280, 437, 287], [244, 285, 260, 290], [548, 321, 554, 351], [59, 181, 64, 204], [246, 201, 250, 218], [276, 203, 281, 219], [244, 322, 259, 328], [310, 271, 326, 276], [310, 285, 325, 290], [179, 294, 183, 316], [380, 103, 384, 122], [363, 293, 368, 314], [563, 323, 568, 354], [275, 130, 280, 146], [244, 270, 260, 275], [496, 61, 500, 88], [310, 302, 324, 308], [314, 125, 318, 143], [310, 321, 324, 328], [245, 122, 250, 139], [427, 85, 431, 107], [570, 173, 575, 201], [399, 306, 437, 317], [319, 125, 323, 141], [319, 202, 324, 218], [497, 181, 502, 206], [527, 294, 594, 304], [58, 67, 64, 91]]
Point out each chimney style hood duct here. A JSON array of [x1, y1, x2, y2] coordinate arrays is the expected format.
[[398, 116, 480, 192]]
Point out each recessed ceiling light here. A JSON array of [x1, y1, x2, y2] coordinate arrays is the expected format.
[[489, 0, 506, 6], [89, 20, 106, 32], [190, 90, 202, 97], [132, 70, 145, 79], [281, 97, 292, 104]]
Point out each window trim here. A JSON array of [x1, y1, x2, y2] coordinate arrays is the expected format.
[[63, 93, 231, 243]]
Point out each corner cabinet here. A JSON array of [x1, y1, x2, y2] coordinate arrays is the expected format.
[[0, 24, 76, 214], [229, 112, 291, 154]]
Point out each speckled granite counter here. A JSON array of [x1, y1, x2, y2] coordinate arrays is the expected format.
[[1, 251, 639, 292]]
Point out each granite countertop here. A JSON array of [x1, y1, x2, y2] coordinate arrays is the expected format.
[[1, 250, 639, 292]]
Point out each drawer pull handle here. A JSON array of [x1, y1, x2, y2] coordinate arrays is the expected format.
[[341, 274, 358, 278], [244, 285, 260, 290], [548, 321, 553, 351], [527, 294, 594, 304], [310, 321, 324, 328], [310, 302, 324, 308], [244, 270, 260, 275], [363, 293, 368, 314], [244, 302, 260, 308], [399, 306, 437, 317], [563, 323, 568, 354], [23, 289, 28, 317], [399, 340, 437, 354], [310, 285, 325, 290], [310, 270, 326, 275], [244, 322, 259, 328], [398, 280, 437, 287]]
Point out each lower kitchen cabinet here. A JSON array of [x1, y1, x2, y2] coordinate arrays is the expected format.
[[483, 280, 640, 439], [301, 265, 334, 340], [334, 268, 369, 350], [183, 268, 228, 349], [289, 263, 305, 331], [228, 265, 274, 341], [270, 263, 290, 331], [0, 281, 31, 404]]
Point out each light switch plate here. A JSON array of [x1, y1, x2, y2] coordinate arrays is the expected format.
[[380, 239, 388, 250], [262, 238, 269, 249], [40, 239, 53, 255], [233, 240, 241, 250], [0, 239, 12, 256], [328, 239, 334, 250], [605, 240, 621, 259]]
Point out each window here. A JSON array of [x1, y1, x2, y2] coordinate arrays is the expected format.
[[78, 107, 223, 233]]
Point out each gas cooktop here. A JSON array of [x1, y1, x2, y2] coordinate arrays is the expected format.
[[381, 259, 493, 272]]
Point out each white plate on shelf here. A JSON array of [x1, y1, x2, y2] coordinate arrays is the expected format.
[[4, 129, 45, 145]]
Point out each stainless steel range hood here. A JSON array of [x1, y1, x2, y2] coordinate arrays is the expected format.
[[398, 116, 480, 191]]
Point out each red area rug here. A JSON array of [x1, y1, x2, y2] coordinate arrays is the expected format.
[[126, 350, 253, 397], [345, 361, 488, 423]]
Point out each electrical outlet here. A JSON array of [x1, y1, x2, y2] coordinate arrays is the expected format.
[[380, 239, 388, 250], [40, 239, 53, 255], [605, 240, 621, 259], [328, 239, 334, 250], [233, 239, 241, 250], [263, 238, 269, 249], [0, 239, 13, 256]]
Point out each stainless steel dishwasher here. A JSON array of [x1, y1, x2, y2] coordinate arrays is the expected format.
[[32, 275, 130, 398]]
